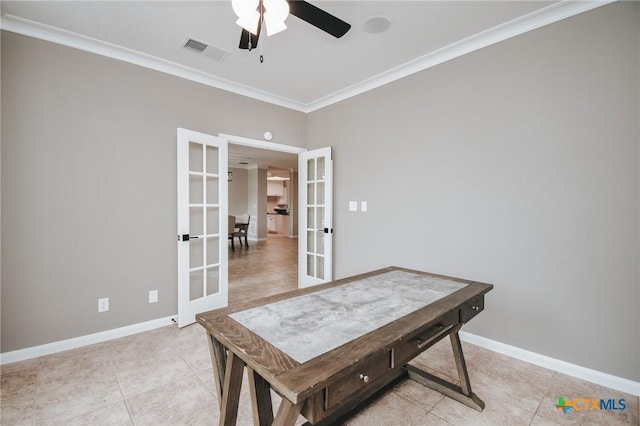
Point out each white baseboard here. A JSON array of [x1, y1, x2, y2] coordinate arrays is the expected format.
[[0, 315, 176, 365], [460, 331, 640, 397], [2, 319, 638, 397]]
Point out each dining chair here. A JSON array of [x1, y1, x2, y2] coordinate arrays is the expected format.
[[235, 214, 250, 249], [228, 215, 240, 252]]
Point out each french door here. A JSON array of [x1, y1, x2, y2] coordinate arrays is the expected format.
[[298, 147, 333, 288], [177, 128, 228, 327]]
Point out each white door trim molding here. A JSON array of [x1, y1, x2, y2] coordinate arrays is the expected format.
[[219, 133, 307, 155]]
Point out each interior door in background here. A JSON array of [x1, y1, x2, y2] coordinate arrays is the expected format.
[[298, 147, 333, 288], [177, 128, 228, 327]]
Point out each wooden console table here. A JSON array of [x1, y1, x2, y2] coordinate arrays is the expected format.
[[197, 267, 493, 425]]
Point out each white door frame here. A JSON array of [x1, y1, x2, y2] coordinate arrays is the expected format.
[[221, 133, 311, 287], [220, 133, 308, 156], [221, 133, 306, 240]]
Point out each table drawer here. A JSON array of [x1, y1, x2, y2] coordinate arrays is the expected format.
[[391, 310, 458, 368], [324, 350, 390, 411], [460, 295, 484, 323]]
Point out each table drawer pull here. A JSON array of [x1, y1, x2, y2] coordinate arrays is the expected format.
[[460, 296, 485, 323], [324, 351, 390, 411], [391, 311, 458, 368], [416, 325, 445, 348]]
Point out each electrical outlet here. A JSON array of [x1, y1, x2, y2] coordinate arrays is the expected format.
[[98, 298, 109, 313], [149, 289, 158, 303]]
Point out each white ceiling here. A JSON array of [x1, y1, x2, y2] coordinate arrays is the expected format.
[[229, 142, 298, 170], [1, 0, 610, 169]]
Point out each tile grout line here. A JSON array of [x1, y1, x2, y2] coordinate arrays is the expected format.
[[111, 356, 137, 426], [30, 357, 41, 426]]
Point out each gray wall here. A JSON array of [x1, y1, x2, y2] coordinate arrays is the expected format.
[[1, 32, 306, 352], [228, 167, 249, 217], [308, 2, 639, 381], [248, 168, 268, 240], [1, 1, 639, 384]]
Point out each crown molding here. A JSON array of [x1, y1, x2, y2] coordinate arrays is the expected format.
[[0, 14, 307, 112], [303, 0, 615, 112], [1, 1, 615, 114]]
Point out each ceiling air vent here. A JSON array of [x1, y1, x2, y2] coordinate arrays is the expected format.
[[182, 38, 231, 62], [184, 38, 208, 53]]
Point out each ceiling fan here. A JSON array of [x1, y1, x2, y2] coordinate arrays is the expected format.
[[235, 0, 351, 50]]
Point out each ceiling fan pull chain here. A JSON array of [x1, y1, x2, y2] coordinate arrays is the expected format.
[[259, 14, 265, 63]]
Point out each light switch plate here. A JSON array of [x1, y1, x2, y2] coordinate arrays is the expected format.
[[349, 201, 358, 212], [361, 201, 368, 212]]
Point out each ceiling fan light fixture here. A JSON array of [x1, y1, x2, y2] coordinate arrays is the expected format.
[[233, 0, 289, 37], [265, 19, 287, 36], [232, 0, 261, 34], [263, 0, 289, 36]]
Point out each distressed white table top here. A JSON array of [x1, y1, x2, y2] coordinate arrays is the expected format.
[[229, 270, 467, 363]]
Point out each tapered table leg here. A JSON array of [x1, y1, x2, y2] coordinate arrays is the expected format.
[[248, 367, 274, 426], [207, 334, 227, 407], [405, 326, 485, 411], [273, 399, 303, 426], [220, 352, 245, 426]]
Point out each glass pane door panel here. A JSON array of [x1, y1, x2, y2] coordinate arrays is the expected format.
[[306, 254, 315, 277], [206, 146, 219, 174], [316, 182, 325, 205], [206, 176, 219, 204], [316, 257, 325, 279], [307, 158, 315, 181], [317, 207, 325, 230], [206, 267, 220, 296], [189, 142, 203, 172], [206, 208, 220, 234], [206, 237, 220, 265], [307, 183, 315, 204], [189, 175, 203, 204], [307, 207, 315, 229], [316, 157, 325, 180], [190, 239, 204, 269], [189, 270, 204, 301], [307, 231, 315, 252], [190, 207, 203, 236], [315, 232, 325, 255]]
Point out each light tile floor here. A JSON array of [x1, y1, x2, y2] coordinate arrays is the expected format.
[[2, 236, 638, 425]]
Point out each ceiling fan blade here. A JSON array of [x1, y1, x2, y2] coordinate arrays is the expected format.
[[287, 0, 351, 38], [239, 29, 260, 50]]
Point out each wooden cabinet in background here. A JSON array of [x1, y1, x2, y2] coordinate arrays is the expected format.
[[267, 181, 284, 197]]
